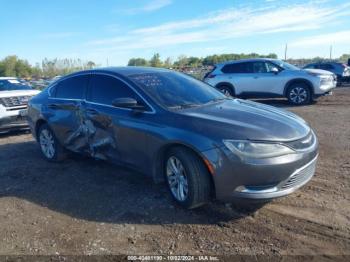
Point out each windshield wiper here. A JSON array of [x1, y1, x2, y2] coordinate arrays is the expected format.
[[205, 97, 230, 104], [168, 103, 201, 110]]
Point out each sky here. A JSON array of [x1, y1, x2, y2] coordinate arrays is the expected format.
[[0, 0, 350, 66]]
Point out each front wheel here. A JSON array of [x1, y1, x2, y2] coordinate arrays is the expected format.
[[165, 147, 212, 209], [287, 83, 311, 105], [38, 124, 67, 162]]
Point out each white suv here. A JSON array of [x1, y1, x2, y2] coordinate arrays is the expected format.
[[0, 77, 40, 132], [204, 58, 336, 105]]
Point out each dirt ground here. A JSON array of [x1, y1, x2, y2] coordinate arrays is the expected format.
[[0, 87, 349, 257]]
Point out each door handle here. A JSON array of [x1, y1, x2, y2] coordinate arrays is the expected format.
[[48, 103, 59, 109], [48, 103, 78, 110], [86, 108, 99, 115]]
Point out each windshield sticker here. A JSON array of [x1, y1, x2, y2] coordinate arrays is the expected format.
[[8, 80, 20, 84]]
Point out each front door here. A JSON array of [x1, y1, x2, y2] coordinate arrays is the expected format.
[[84, 73, 151, 168]]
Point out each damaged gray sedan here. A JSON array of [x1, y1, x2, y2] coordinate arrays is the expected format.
[[27, 67, 318, 209]]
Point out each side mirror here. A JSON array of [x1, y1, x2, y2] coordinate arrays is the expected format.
[[271, 67, 279, 74], [112, 97, 145, 111]]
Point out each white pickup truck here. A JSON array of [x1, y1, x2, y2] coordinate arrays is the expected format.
[[0, 77, 40, 133]]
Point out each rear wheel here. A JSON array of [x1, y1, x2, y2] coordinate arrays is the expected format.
[[165, 147, 212, 209], [38, 124, 67, 162], [217, 85, 234, 97], [287, 83, 311, 105]]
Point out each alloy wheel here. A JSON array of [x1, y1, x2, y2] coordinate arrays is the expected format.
[[289, 87, 308, 104], [39, 129, 55, 159], [166, 156, 189, 202]]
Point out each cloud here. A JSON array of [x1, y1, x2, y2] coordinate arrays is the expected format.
[[290, 30, 350, 47], [117, 0, 172, 14], [88, 1, 350, 53]]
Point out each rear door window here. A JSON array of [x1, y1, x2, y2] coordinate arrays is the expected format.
[[221, 62, 254, 73], [88, 74, 138, 105], [55, 75, 90, 99]]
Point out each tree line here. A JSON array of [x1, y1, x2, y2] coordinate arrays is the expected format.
[[128, 53, 279, 68], [1, 53, 349, 79], [128, 53, 350, 68], [0, 55, 96, 79]]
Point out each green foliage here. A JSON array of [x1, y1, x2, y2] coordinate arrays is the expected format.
[[149, 53, 163, 67], [0, 56, 98, 79], [128, 52, 279, 68], [339, 54, 350, 63], [128, 58, 148, 66], [0, 55, 32, 78]]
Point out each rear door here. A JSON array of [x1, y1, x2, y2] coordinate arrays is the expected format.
[[84, 73, 151, 167], [220, 62, 256, 95], [46, 74, 90, 152]]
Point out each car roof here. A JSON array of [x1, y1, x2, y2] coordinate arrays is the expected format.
[[62, 67, 173, 81], [216, 58, 278, 66]]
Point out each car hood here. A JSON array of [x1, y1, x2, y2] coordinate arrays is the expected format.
[[0, 89, 40, 98], [303, 68, 334, 76], [179, 99, 310, 142]]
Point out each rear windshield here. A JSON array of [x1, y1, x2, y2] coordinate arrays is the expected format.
[[129, 71, 226, 109]]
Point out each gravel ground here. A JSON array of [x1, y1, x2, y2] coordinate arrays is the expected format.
[[0, 87, 349, 256]]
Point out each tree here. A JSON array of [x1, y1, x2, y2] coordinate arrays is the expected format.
[[175, 55, 188, 68], [86, 61, 96, 69], [128, 58, 148, 66], [339, 54, 350, 63], [164, 57, 173, 68], [149, 53, 163, 67]]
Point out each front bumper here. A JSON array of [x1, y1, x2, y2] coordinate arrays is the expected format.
[[0, 106, 29, 132], [202, 136, 318, 202]]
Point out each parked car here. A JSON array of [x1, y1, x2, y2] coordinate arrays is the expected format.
[[303, 62, 350, 85], [27, 67, 318, 209], [203, 58, 336, 105], [0, 77, 40, 133]]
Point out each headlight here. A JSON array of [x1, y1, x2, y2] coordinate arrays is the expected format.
[[223, 140, 295, 159]]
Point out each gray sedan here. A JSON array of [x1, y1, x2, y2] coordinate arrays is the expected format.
[[27, 67, 318, 209]]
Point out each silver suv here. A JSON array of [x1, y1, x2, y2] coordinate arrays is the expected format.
[[204, 58, 336, 105]]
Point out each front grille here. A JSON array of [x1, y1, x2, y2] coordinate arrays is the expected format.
[[0, 96, 31, 108], [280, 158, 317, 190]]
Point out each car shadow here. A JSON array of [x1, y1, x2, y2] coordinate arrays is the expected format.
[[0, 139, 265, 225]]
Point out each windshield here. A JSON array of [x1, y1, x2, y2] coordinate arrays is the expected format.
[[272, 60, 300, 71], [129, 71, 227, 109], [0, 79, 33, 91]]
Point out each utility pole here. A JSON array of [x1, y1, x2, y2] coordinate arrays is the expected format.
[[329, 45, 332, 60], [284, 44, 288, 61], [106, 58, 109, 67]]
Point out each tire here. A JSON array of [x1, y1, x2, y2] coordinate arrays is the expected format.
[[164, 147, 212, 209], [286, 82, 311, 105], [38, 123, 67, 162], [217, 85, 234, 97]]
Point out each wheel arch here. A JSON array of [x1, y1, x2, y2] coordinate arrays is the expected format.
[[34, 118, 48, 140], [284, 78, 314, 96], [152, 142, 216, 196]]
